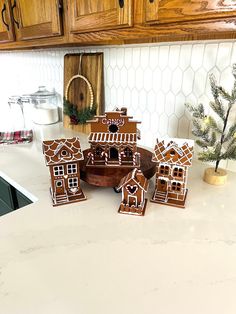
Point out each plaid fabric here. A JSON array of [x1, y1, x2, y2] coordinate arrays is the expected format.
[[0, 130, 33, 144]]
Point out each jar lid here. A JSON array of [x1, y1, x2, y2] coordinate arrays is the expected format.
[[22, 86, 55, 100], [30, 86, 55, 97]]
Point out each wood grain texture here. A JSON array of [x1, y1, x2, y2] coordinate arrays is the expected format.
[[1, 0, 236, 49], [12, 0, 63, 41], [68, 0, 133, 33], [0, 0, 14, 43], [144, 0, 159, 24], [158, 0, 236, 24], [63, 53, 104, 134]]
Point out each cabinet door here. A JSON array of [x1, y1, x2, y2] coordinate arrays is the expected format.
[[11, 0, 62, 41], [0, 0, 14, 42], [144, 0, 236, 25], [68, 0, 133, 34]]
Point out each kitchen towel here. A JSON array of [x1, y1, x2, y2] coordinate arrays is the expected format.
[[0, 130, 33, 144]]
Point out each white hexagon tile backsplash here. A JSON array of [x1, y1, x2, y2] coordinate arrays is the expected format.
[[1, 41, 236, 171]]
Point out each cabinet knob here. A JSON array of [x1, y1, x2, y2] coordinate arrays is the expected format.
[[1, 3, 9, 31], [12, 0, 20, 29], [119, 0, 124, 9], [149, 0, 155, 2]]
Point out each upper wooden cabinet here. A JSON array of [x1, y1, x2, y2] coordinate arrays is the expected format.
[[11, 0, 63, 40], [144, 0, 236, 25], [0, 0, 14, 42], [68, 0, 133, 34]]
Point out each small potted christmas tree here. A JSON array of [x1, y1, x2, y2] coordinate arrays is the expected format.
[[186, 64, 236, 185]]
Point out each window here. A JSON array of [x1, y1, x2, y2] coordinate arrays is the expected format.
[[170, 149, 176, 156], [109, 124, 118, 133], [56, 180, 62, 187], [171, 182, 181, 192], [68, 178, 78, 188], [124, 147, 133, 158], [67, 164, 77, 174], [61, 150, 68, 156], [159, 165, 169, 175], [173, 167, 183, 178], [53, 165, 64, 176]]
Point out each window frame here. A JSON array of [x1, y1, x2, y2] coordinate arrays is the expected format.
[[68, 177, 78, 188], [67, 163, 77, 174], [53, 165, 64, 176]]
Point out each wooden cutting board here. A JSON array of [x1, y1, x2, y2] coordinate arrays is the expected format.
[[63, 53, 104, 134]]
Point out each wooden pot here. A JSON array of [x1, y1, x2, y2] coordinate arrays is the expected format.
[[203, 167, 227, 185]]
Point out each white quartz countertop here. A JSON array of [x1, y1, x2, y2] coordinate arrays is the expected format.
[[0, 123, 236, 314]]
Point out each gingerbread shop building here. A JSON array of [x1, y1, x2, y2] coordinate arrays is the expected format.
[[87, 109, 141, 167], [42, 137, 86, 206], [117, 168, 149, 216], [151, 139, 194, 208]]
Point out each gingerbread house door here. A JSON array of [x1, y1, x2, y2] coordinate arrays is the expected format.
[[157, 179, 168, 192], [109, 147, 119, 160], [55, 179, 66, 195], [128, 195, 137, 207]]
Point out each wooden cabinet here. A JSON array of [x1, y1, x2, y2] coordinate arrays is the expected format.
[[144, 0, 236, 25], [11, 0, 63, 41], [1, 0, 236, 49], [68, 0, 133, 34], [0, 0, 14, 42]]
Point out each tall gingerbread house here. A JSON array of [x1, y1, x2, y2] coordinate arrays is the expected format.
[[42, 137, 86, 206], [87, 109, 141, 167], [151, 139, 194, 208]]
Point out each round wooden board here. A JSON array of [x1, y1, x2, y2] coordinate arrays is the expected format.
[[79, 147, 156, 187]]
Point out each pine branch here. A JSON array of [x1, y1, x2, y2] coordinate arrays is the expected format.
[[185, 103, 205, 119], [218, 86, 232, 103], [221, 143, 236, 160], [207, 116, 222, 134], [209, 100, 225, 121], [223, 122, 236, 143]]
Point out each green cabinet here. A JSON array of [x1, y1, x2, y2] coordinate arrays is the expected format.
[[0, 176, 32, 216]]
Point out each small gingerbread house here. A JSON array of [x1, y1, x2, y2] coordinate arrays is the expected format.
[[117, 168, 149, 216], [151, 138, 194, 208], [87, 109, 141, 167], [42, 137, 86, 206]]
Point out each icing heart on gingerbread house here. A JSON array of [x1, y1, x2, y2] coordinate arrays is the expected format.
[[126, 184, 138, 194]]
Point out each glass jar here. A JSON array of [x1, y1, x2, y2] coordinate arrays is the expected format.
[[23, 86, 59, 125]]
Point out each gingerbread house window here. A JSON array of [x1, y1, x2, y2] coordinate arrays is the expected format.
[[124, 147, 133, 158], [159, 165, 169, 175], [53, 165, 64, 176], [170, 149, 176, 156], [67, 164, 77, 174], [56, 180, 62, 187], [68, 178, 78, 188], [171, 182, 181, 192], [61, 150, 68, 157], [173, 167, 183, 178], [109, 124, 118, 133]]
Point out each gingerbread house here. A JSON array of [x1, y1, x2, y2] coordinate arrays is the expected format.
[[87, 109, 141, 167], [151, 138, 194, 208], [42, 137, 86, 206], [117, 168, 149, 216]]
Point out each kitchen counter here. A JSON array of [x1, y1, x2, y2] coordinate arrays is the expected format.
[[0, 123, 236, 314]]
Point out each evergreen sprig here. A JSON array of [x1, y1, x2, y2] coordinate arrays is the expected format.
[[186, 64, 236, 172], [63, 97, 97, 125]]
